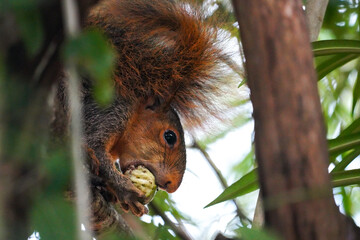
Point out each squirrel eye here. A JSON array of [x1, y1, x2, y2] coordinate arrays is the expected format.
[[164, 130, 177, 146]]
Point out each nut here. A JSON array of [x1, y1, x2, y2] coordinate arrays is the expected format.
[[125, 165, 157, 204]]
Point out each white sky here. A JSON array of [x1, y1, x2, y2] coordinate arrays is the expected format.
[[159, 122, 256, 239]]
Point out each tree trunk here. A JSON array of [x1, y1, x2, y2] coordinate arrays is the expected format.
[[231, 1, 358, 239]]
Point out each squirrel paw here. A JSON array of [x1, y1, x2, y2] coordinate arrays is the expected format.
[[111, 176, 148, 216], [120, 201, 149, 217]]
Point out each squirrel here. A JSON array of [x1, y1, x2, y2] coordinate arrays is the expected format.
[[53, 0, 228, 220]]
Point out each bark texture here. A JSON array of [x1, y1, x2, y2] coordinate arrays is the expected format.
[[231, 0, 355, 239], [305, 0, 329, 41]]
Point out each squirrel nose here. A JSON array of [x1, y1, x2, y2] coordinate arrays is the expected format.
[[158, 180, 172, 191], [156, 174, 181, 193]]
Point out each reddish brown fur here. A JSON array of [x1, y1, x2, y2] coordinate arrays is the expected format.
[[109, 100, 185, 193], [88, 0, 228, 128], [87, 147, 100, 175], [78, 0, 231, 220]]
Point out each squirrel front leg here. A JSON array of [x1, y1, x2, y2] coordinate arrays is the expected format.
[[87, 146, 148, 217]]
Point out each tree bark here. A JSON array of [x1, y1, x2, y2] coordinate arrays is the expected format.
[[305, 0, 329, 41], [231, 1, 358, 239]]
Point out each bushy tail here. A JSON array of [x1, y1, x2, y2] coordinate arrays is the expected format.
[[88, 0, 229, 127]]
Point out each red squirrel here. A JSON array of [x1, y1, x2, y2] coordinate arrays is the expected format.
[[53, 0, 228, 220]]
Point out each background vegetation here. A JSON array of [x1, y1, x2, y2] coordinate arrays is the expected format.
[[0, 0, 359, 239]]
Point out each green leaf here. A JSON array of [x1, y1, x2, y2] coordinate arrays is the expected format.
[[331, 149, 360, 172], [31, 194, 76, 240], [13, 8, 44, 56], [340, 187, 352, 216], [236, 228, 279, 240], [206, 164, 360, 208], [315, 54, 358, 80], [332, 169, 360, 187], [205, 169, 258, 208], [232, 149, 255, 177], [352, 69, 360, 115], [42, 150, 72, 194], [101, 232, 136, 240], [64, 29, 116, 106], [328, 132, 360, 157], [205, 120, 360, 208], [151, 191, 190, 223], [312, 40, 360, 57], [154, 224, 179, 240], [238, 78, 246, 88], [339, 117, 360, 137]]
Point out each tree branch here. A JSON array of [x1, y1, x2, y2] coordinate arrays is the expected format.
[[305, 0, 329, 41], [190, 140, 251, 225], [61, 0, 92, 238], [252, 191, 264, 229], [221, 55, 245, 80], [149, 202, 192, 240], [90, 190, 134, 237]]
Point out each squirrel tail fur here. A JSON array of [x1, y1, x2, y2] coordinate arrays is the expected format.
[[88, 0, 229, 127]]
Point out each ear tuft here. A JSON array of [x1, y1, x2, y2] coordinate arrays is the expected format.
[[145, 96, 161, 111]]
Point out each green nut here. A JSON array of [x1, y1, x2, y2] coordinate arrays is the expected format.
[[125, 165, 157, 204]]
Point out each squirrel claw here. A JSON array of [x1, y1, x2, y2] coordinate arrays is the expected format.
[[130, 201, 148, 216], [112, 175, 148, 216], [120, 201, 148, 216], [119, 199, 148, 216]]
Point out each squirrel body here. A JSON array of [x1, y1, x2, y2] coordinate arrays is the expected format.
[[54, 0, 227, 218]]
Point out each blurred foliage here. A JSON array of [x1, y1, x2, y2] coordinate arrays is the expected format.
[[231, 148, 255, 178], [63, 29, 116, 106], [26, 137, 76, 239], [2, 0, 360, 239], [139, 191, 191, 240], [323, 0, 360, 40], [151, 191, 190, 223], [2, 0, 45, 56], [235, 227, 280, 240], [31, 195, 76, 240]]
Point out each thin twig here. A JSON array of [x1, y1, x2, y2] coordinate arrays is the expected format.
[[149, 202, 192, 240], [252, 190, 264, 228], [221, 55, 245, 80], [33, 40, 58, 84], [305, 0, 329, 41], [191, 140, 252, 225], [61, 0, 93, 239]]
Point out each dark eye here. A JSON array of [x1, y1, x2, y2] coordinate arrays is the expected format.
[[164, 130, 177, 146]]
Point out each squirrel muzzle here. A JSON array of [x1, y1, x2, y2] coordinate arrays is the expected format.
[[108, 97, 186, 194]]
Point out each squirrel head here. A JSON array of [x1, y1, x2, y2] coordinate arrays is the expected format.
[[108, 96, 186, 193]]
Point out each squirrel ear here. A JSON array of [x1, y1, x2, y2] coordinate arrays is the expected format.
[[144, 96, 162, 111]]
